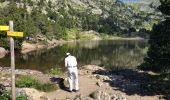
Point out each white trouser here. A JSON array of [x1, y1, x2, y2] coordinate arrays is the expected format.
[[67, 67, 79, 91]]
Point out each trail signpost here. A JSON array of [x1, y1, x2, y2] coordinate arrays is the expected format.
[[0, 21, 24, 100], [0, 25, 9, 31], [7, 31, 23, 37]]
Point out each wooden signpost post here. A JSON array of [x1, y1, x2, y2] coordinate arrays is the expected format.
[[0, 21, 24, 100], [9, 21, 16, 100]]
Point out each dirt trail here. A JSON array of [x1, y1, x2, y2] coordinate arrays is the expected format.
[[44, 74, 159, 100], [0, 66, 160, 100]]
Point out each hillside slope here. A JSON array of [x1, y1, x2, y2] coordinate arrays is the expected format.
[[0, 0, 163, 42]]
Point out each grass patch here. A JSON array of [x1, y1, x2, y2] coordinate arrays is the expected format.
[[47, 68, 64, 75], [16, 75, 58, 92], [16, 96, 27, 100]]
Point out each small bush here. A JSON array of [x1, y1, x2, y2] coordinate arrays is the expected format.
[[0, 86, 26, 100], [16, 76, 58, 92], [0, 90, 10, 100], [89, 91, 98, 99], [16, 96, 27, 100], [62, 33, 69, 40], [48, 69, 64, 75]]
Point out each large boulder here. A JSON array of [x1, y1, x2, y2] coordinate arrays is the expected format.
[[21, 42, 38, 54], [17, 88, 45, 100], [79, 65, 105, 76], [82, 65, 105, 71], [89, 91, 126, 100], [89, 91, 111, 100], [80, 65, 108, 75], [0, 47, 8, 58]]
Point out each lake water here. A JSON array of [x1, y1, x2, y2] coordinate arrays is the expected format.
[[0, 40, 148, 72]]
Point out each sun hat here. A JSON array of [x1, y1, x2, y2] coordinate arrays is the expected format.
[[66, 52, 71, 56]]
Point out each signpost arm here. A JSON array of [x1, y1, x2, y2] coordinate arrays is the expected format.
[[9, 21, 16, 100]]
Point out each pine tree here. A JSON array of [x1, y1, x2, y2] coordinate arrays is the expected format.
[[139, 0, 170, 72]]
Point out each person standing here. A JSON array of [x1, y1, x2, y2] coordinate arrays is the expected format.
[[65, 52, 79, 92]]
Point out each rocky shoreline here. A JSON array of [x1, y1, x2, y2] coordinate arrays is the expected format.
[[0, 33, 144, 57], [21, 39, 68, 54], [21, 36, 144, 54], [0, 65, 160, 100]]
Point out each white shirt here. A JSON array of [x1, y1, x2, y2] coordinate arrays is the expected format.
[[65, 55, 77, 67]]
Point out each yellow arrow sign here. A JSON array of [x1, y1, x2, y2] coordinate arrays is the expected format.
[[0, 26, 9, 31], [7, 31, 23, 37]]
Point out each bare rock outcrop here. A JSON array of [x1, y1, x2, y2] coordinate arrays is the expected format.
[[17, 88, 45, 100], [0, 47, 8, 58], [21, 42, 39, 54]]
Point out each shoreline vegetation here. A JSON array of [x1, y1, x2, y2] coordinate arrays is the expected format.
[[0, 30, 145, 57], [0, 30, 145, 56], [22, 36, 144, 54], [0, 65, 164, 100], [21, 31, 145, 54]]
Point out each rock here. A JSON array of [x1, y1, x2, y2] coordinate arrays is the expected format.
[[2, 81, 11, 87], [76, 95, 93, 100], [111, 94, 126, 100], [82, 65, 105, 71], [64, 78, 69, 85], [81, 97, 93, 100], [0, 47, 7, 58], [105, 83, 110, 86], [17, 88, 45, 100], [40, 96, 50, 100], [90, 91, 111, 100], [96, 81, 103, 87], [95, 75, 111, 81], [37, 45, 45, 49], [80, 65, 108, 76], [36, 34, 47, 41], [87, 91, 126, 100], [47, 39, 58, 46], [0, 84, 5, 90], [79, 70, 92, 76], [97, 91, 111, 100], [73, 94, 95, 100], [21, 42, 37, 54]]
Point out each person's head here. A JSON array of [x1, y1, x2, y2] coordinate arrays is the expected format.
[[66, 52, 71, 57]]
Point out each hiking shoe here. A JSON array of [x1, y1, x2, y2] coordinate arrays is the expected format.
[[68, 90, 72, 93], [73, 89, 79, 92]]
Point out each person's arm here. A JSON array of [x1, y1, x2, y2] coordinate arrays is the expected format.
[[65, 58, 67, 67], [75, 57, 77, 66]]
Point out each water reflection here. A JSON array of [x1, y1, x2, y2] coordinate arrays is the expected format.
[[0, 40, 148, 72]]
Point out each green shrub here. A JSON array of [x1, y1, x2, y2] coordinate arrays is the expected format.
[[16, 96, 27, 100], [0, 90, 10, 100], [89, 91, 98, 99], [76, 32, 80, 40], [16, 75, 58, 92], [48, 69, 64, 75], [0, 88, 26, 100], [62, 33, 69, 40]]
